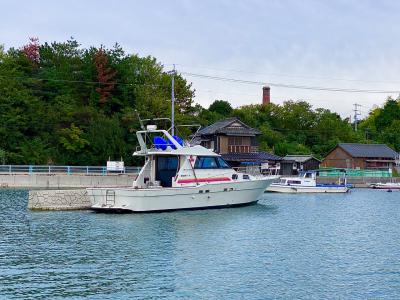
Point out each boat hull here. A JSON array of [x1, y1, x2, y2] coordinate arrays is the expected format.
[[87, 177, 275, 212], [370, 183, 400, 190], [266, 184, 349, 193]]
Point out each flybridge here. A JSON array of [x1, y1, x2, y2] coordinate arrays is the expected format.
[[134, 112, 202, 155], [134, 125, 185, 155], [133, 126, 219, 157], [135, 125, 183, 155], [153, 135, 184, 150]]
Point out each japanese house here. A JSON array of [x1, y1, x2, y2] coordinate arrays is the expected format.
[[282, 155, 321, 175], [321, 143, 398, 170], [192, 117, 281, 171]]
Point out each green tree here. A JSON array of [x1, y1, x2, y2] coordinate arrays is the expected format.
[[208, 100, 233, 116], [380, 120, 400, 151], [375, 98, 400, 131], [359, 97, 400, 151], [59, 124, 89, 152], [0, 148, 6, 164]]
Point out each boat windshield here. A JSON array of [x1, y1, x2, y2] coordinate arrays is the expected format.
[[194, 156, 231, 169]]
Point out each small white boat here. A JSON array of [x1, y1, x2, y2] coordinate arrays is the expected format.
[[87, 125, 277, 212], [266, 171, 349, 193], [370, 182, 400, 190]]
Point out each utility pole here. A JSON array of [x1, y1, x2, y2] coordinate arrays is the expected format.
[[353, 103, 361, 132], [169, 64, 176, 136]]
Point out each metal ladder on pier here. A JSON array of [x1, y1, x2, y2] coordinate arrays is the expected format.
[[105, 190, 115, 206]]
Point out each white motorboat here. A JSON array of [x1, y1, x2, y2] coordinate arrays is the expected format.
[[266, 171, 350, 193], [87, 125, 277, 212], [370, 182, 400, 190]]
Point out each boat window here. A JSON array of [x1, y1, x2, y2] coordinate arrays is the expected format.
[[279, 179, 286, 184], [156, 156, 178, 187], [216, 157, 230, 168], [195, 156, 231, 169], [158, 156, 178, 170], [287, 180, 302, 185], [194, 156, 218, 169], [305, 173, 312, 178]]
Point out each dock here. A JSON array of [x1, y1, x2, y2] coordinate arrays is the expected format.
[[0, 164, 138, 188]]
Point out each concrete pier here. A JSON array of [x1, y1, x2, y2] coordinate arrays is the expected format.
[[0, 174, 135, 189], [28, 189, 92, 210], [0, 173, 137, 211]]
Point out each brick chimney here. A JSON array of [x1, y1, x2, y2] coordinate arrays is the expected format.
[[262, 86, 270, 105]]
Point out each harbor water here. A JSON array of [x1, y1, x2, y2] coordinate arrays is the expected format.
[[1, 189, 400, 299]]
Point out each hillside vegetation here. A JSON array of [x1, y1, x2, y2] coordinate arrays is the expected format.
[[0, 39, 398, 165]]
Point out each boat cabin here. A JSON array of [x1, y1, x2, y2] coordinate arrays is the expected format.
[[277, 171, 317, 187], [132, 126, 246, 188]]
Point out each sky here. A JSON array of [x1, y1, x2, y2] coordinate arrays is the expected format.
[[1, 0, 400, 118]]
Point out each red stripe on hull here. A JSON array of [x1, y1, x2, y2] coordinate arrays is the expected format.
[[177, 177, 231, 184]]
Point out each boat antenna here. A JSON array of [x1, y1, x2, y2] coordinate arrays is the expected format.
[[168, 65, 176, 136], [135, 109, 145, 130]]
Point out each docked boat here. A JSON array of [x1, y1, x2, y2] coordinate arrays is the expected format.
[[87, 125, 277, 212], [370, 182, 400, 190], [266, 171, 350, 193]]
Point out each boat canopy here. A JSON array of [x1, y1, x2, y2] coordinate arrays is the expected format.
[[133, 128, 219, 157], [142, 145, 219, 157]]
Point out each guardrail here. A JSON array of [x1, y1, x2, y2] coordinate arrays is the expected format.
[[0, 165, 141, 176]]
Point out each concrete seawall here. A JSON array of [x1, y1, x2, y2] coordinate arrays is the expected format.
[[0, 173, 137, 211], [0, 174, 136, 188], [317, 176, 399, 188], [28, 189, 92, 210]]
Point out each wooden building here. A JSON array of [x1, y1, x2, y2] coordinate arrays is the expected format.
[[282, 155, 321, 175], [192, 118, 281, 169], [321, 143, 398, 170]]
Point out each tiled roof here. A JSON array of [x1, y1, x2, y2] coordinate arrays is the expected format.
[[338, 143, 398, 158], [221, 151, 282, 162], [197, 118, 261, 136], [283, 155, 321, 163]]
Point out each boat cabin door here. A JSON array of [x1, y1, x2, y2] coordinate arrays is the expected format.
[[155, 156, 179, 187]]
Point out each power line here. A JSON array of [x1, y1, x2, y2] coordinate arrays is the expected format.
[[181, 71, 400, 94], [176, 64, 400, 84], [3, 71, 400, 95]]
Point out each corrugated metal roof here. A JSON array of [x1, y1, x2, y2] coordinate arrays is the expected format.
[[197, 118, 261, 136], [221, 151, 282, 162], [283, 155, 321, 163], [338, 143, 398, 158]]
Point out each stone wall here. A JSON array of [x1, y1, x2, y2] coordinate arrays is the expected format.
[[28, 189, 92, 210]]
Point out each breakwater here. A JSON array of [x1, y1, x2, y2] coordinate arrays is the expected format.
[[28, 189, 91, 210]]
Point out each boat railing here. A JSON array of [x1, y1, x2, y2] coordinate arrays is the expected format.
[[233, 166, 275, 177], [0, 165, 141, 176]]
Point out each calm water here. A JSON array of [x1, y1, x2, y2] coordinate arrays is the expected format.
[[1, 189, 400, 299]]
